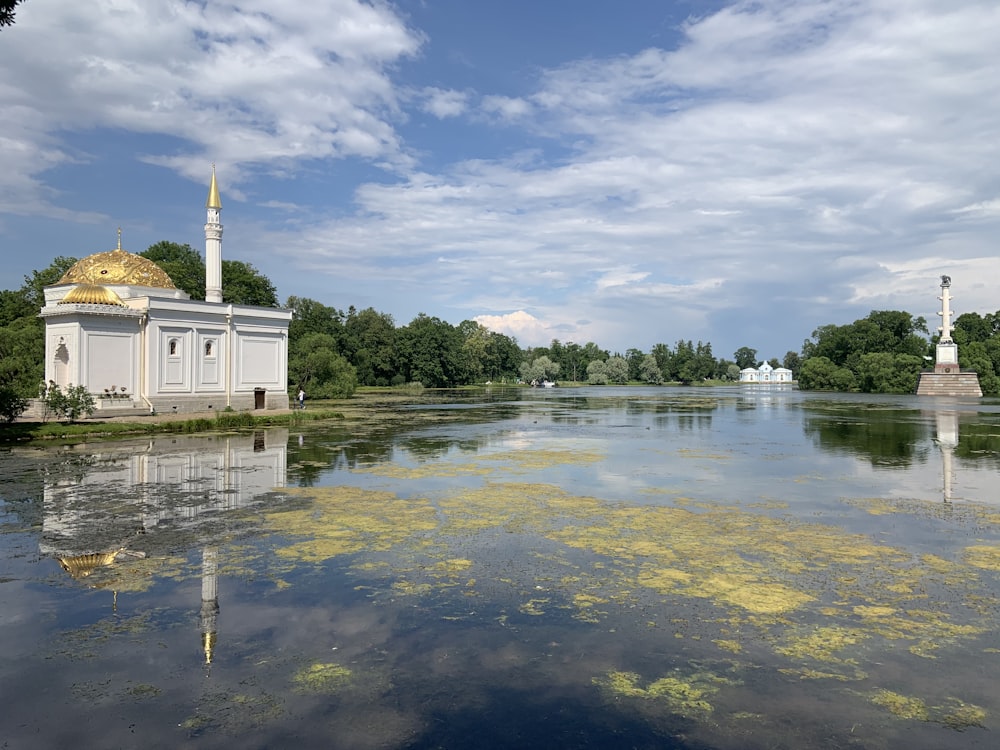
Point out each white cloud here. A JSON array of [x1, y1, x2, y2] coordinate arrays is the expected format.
[[473, 310, 552, 347], [480, 95, 533, 121], [420, 87, 469, 118], [0, 0, 422, 212]]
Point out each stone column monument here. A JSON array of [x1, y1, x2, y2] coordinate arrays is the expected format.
[[934, 275, 958, 372], [916, 275, 982, 396]]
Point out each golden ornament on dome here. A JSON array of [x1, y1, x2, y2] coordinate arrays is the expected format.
[[57, 230, 177, 289]]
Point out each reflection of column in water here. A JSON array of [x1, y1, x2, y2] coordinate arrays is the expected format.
[[200, 547, 219, 665], [935, 411, 959, 503]]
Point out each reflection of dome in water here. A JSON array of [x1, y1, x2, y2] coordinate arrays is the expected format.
[[58, 284, 127, 307], [57, 551, 121, 579], [58, 248, 176, 289]]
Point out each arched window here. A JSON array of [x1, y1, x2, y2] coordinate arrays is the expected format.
[[168, 339, 178, 356], [205, 340, 214, 357]]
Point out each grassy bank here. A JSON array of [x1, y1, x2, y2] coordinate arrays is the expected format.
[[0, 408, 345, 444]]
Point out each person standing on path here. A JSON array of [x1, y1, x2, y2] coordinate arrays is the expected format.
[[297, 388, 305, 410]]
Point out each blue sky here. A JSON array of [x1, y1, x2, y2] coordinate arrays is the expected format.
[[2, 0, 999, 360]]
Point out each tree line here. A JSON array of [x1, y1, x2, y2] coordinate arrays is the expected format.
[[4, 242, 1000, 421]]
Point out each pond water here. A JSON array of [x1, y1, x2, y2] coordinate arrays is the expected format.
[[2, 386, 1000, 749]]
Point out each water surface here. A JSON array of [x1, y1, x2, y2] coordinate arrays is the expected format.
[[2, 387, 1000, 749]]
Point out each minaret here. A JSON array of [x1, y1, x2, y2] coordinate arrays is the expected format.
[[205, 165, 223, 304]]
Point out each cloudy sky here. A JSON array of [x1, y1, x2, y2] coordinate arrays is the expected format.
[[2, 0, 999, 360]]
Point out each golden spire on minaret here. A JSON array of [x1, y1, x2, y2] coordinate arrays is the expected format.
[[117, 227, 122, 250], [206, 163, 222, 209]]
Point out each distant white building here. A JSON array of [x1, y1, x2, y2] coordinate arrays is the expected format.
[[739, 362, 794, 384]]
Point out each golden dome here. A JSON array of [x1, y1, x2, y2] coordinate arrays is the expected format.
[[58, 248, 177, 289], [59, 283, 127, 306]]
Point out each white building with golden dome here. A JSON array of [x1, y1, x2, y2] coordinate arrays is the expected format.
[[38, 171, 291, 414]]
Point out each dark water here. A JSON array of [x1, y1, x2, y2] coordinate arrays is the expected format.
[[3, 386, 1000, 749]]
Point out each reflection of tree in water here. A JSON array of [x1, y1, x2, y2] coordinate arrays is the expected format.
[[953, 421, 1000, 468], [801, 407, 931, 467], [286, 402, 525, 485]]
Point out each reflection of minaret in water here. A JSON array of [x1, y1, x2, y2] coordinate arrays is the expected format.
[[200, 546, 219, 665], [935, 410, 959, 503]]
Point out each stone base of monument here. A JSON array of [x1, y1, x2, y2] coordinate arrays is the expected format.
[[916, 369, 983, 397]]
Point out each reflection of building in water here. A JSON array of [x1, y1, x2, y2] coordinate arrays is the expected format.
[[934, 410, 959, 503], [40, 429, 287, 664]]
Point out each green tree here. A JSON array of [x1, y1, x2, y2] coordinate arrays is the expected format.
[[288, 333, 357, 398], [0, 315, 44, 399], [398, 314, 468, 387], [221, 260, 279, 307], [856, 353, 923, 393], [606, 355, 629, 384], [21, 256, 78, 310], [960, 341, 999, 395], [482, 330, 522, 382], [734, 347, 758, 370], [0, 289, 30, 327], [1, 0, 25, 27], [344, 307, 398, 386], [639, 354, 664, 385], [140, 242, 205, 299], [520, 355, 560, 383], [782, 350, 802, 378], [586, 359, 608, 385], [0, 385, 27, 422], [797, 357, 857, 391], [805, 311, 928, 369], [651, 343, 672, 380], [458, 320, 492, 384], [286, 296, 345, 344], [624, 348, 644, 381]]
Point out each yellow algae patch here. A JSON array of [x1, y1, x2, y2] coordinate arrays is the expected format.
[[700, 575, 815, 615], [433, 558, 473, 574], [677, 448, 732, 461], [940, 699, 987, 730], [266, 486, 438, 562], [871, 689, 929, 720], [481, 449, 604, 473], [964, 545, 1000, 571], [571, 593, 607, 623], [392, 580, 433, 596], [853, 605, 896, 618], [292, 662, 352, 693], [573, 593, 607, 608], [776, 626, 867, 664], [713, 639, 743, 654], [778, 667, 862, 682], [352, 463, 488, 479], [264, 477, 996, 674], [637, 567, 693, 592], [595, 670, 730, 717], [871, 690, 987, 729], [519, 598, 549, 615]]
